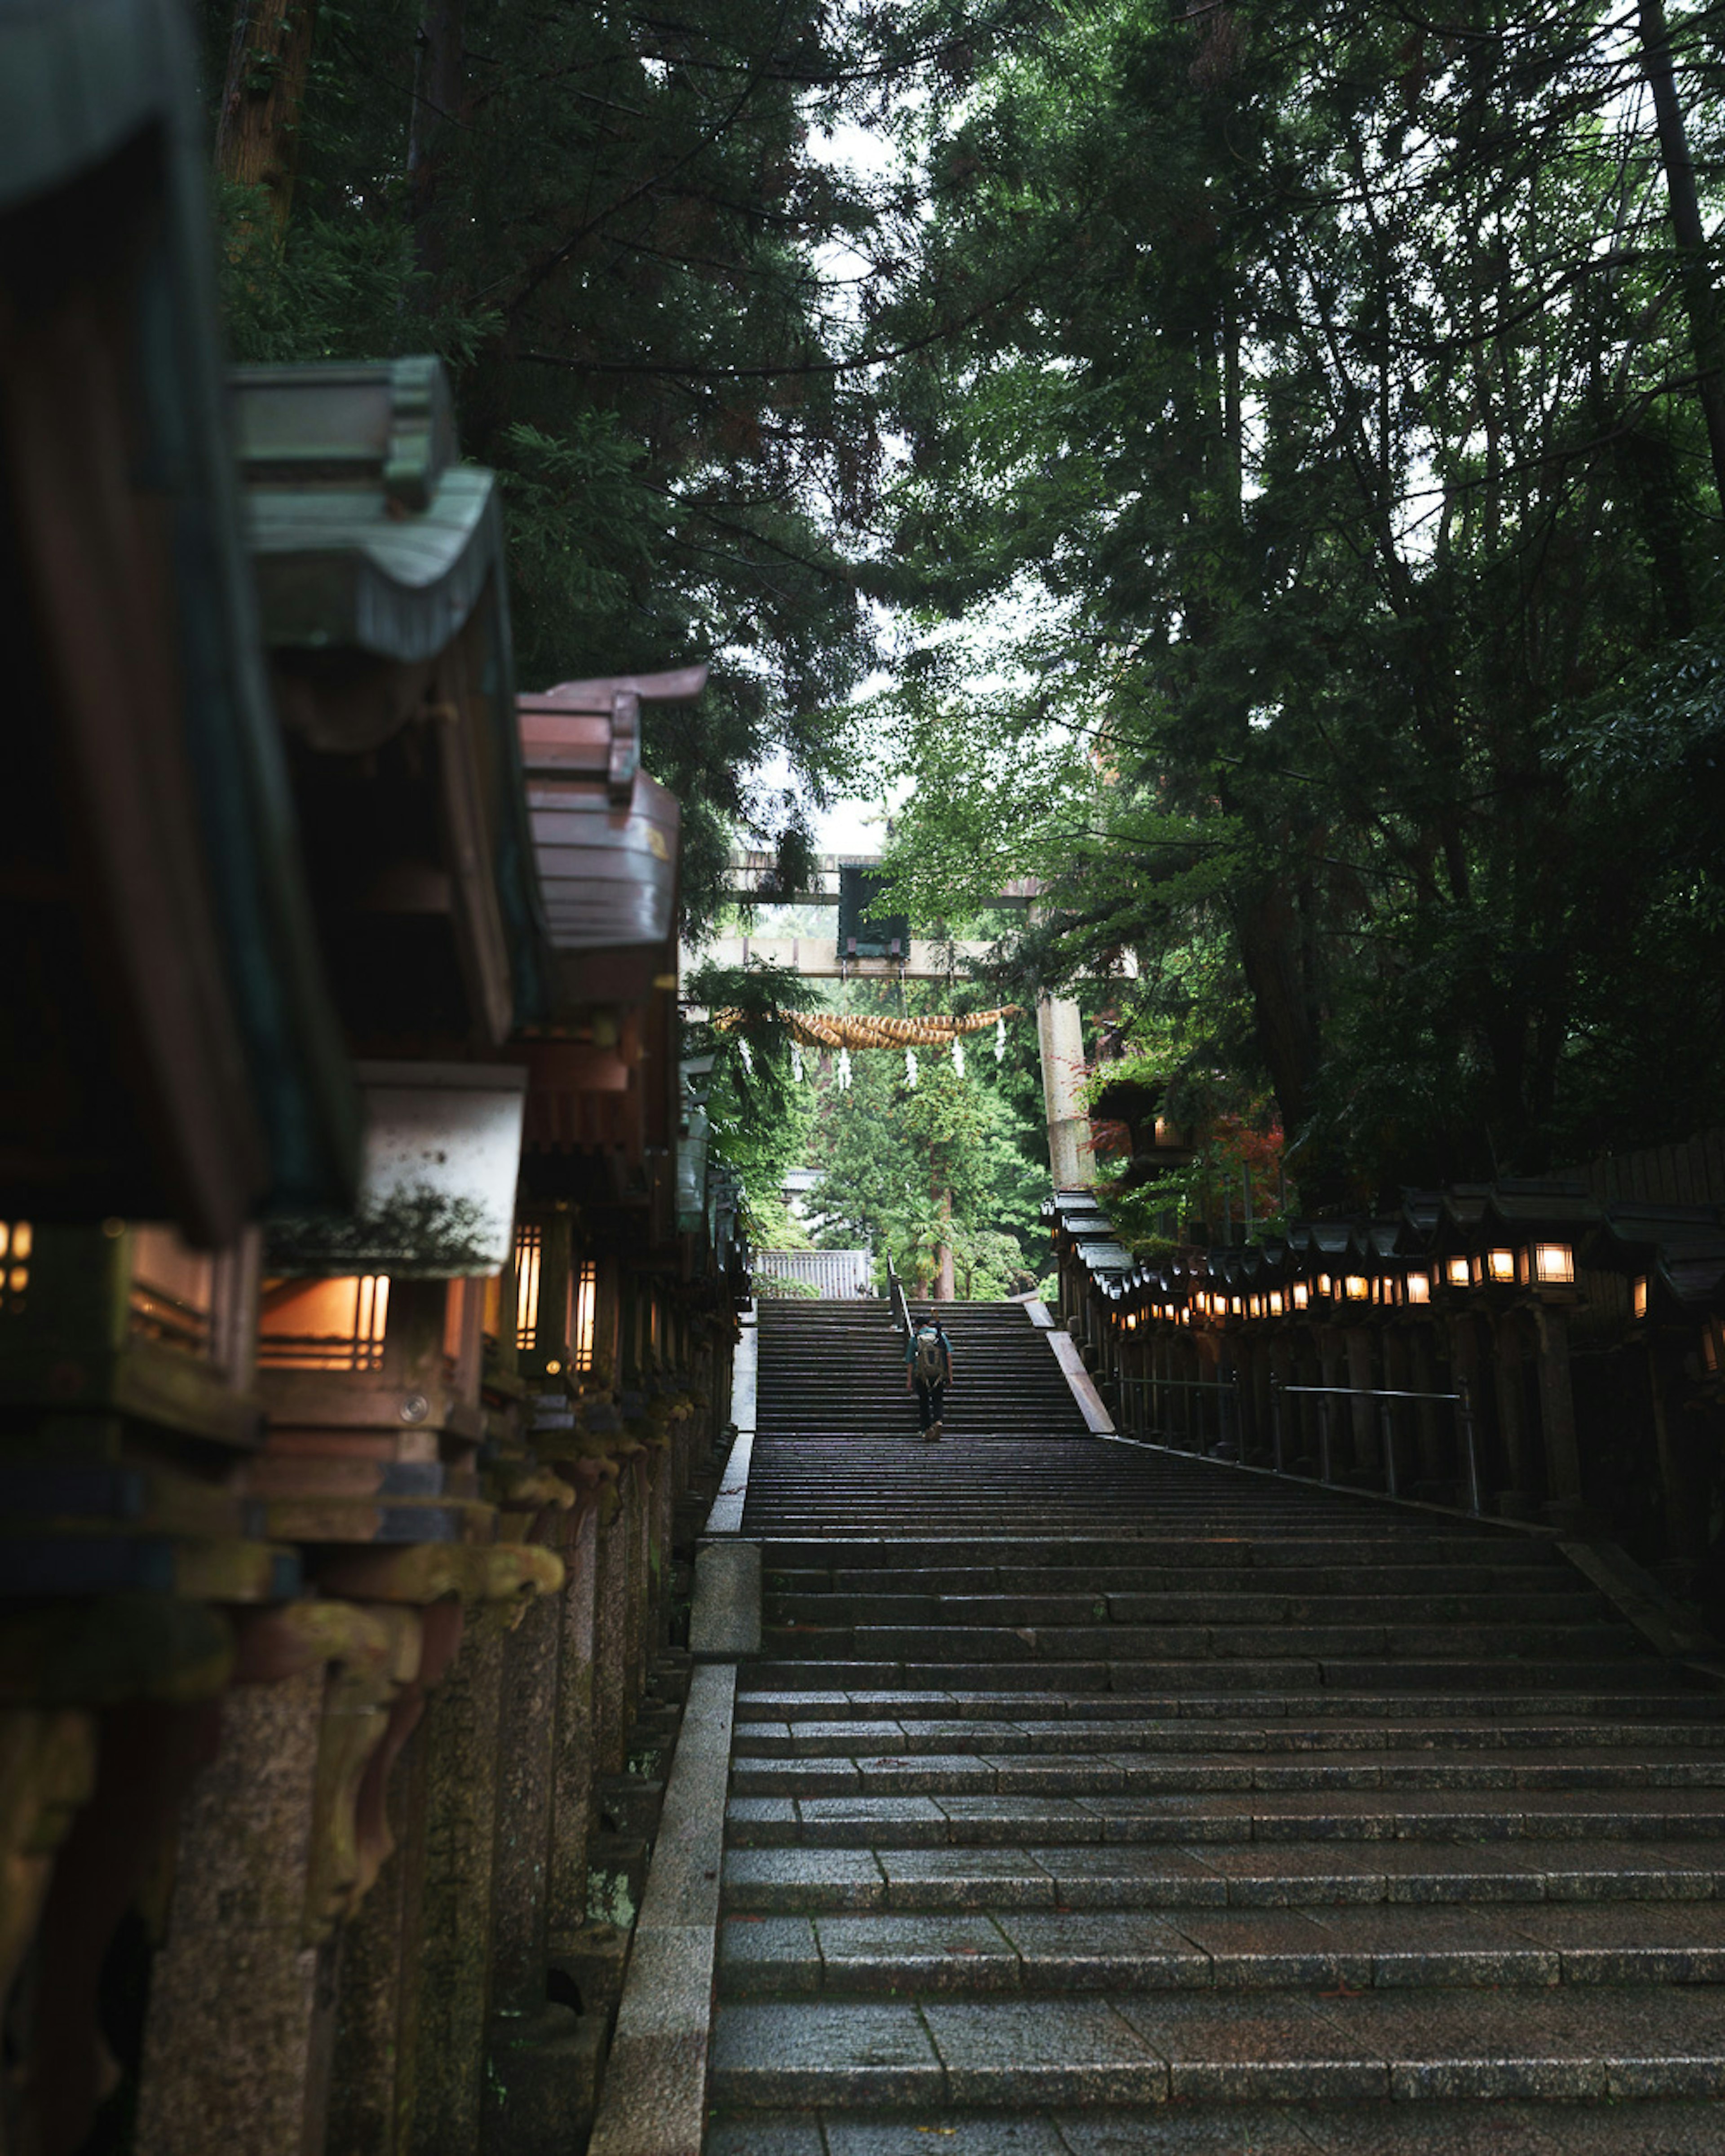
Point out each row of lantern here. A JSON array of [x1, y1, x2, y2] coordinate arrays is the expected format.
[[1095, 1241, 1582, 1331]]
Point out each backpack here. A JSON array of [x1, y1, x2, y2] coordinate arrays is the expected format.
[[913, 1325, 945, 1383]]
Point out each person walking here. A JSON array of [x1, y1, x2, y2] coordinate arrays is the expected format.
[[905, 1309, 954, 1443]]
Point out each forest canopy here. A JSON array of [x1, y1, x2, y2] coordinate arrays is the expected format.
[[204, 0, 1725, 1209], [867, 0, 1725, 1205]]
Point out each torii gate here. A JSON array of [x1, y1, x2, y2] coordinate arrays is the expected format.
[[682, 850, 1101, 1186]]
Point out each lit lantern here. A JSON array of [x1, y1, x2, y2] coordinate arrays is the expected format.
[[0, 1220, 31, 1317], [1268, 1289, 1284, 1316], [1405, 1271, 1431, 1305], [1531, 1241, 1575, 1287], [1704, 1315, 1725, 1376], [1483, 1249, 1516, 1286], [573, 1260, 599, 1374], [1317, 1272, 1332, 1298], [1291, 1281, 1309, 1310], [1446, 1257, 1470, 1290], [258, 1275, 392, 1371], [1632, 1277, 1650, 1322], [1344, 1273, 1369, 1301]]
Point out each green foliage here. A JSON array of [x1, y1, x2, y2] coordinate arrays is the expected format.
[[805, 985, 1047, 1297], [868, 0, 1725, 1198], [684, 959, 820, 1241], [197, 0, 941, 928]]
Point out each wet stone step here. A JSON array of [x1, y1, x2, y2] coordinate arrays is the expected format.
[[708, 1983, 1725, 2109], [837, 1624, 1642, 1660], [721, 1838, 1725, 1913], [805, 1566, 1582, 1595], [734, 1688, 1725, 1724], [714, 1360, 1725, 2146], [716, 1901, 1725, 1998], [722, 1787, 1725, 1851], [769, 1593, 1614, 1626], [756, 1534, 1557, 1564], [705, 2098, 1725, 2153], [734, 1717, 1725, 1757], [742, 1658, 1675, 1695], [728, 1751, 1725, 1798]]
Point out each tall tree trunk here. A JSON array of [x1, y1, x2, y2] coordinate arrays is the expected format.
[[1639, 0, 1725, 517], [408, 0, 468, 281], [1233, 879, 1344, 1207], [933, 1177, 955, 1303], [216, 0, 321, 235]]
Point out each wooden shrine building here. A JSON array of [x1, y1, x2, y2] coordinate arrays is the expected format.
[[0, 9, 746, 2154]]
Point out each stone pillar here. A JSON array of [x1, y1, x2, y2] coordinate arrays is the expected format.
[[489, 1591, 560, 2014], [1316, 1330, 1345, 1479], [1492, 1316, 1538, 1511], [548, 1507, 599, 1946], [593, 1499, 629, 1781], [1343, 1327, 1377, 1476], [136, 1667, 334, 2156], [1404, 1327, 1445, 1484], [624, 1457, 649, 1718], [1533, 1307, 1583, 1514], [327, 1705, 431, 2156], [1036, 994, 1093, 1189], [0, 1709, 94, 2042], [407, 1615, 505, 2156], [484, 1582, 586, 2155]]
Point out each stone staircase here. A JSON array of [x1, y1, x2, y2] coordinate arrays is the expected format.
[[705, 1302, 1725, 2151], [754, 1296, 1092, 1444]]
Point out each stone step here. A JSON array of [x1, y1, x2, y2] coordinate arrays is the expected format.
[[767, 1562, 1578, 1595], [742, 1657, 1675, 1695], [708, 1984, 1725, 2108], [734, 1688, 1725, 1724], [761, 1623, 1641, 1662], [768, 1590, 1611, 1625], [729, 1750, 1725, 1799], [736, 1716, 1725, 1757], [706, 2097, 1725, 2153], [721, 1838, 1725, 1913], [716, 1901, 1725, 1997], [716, 1330, 1725, 2146], [724, 1787, 1725, 1851], [756, 1536, 1569, 1568]]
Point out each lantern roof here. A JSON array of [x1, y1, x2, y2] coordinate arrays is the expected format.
[[512, 671, 702, 1201], [1582, 1202, 1725, 1278], [231, 358, 550, 1047], [1427, 1188, 1493, 1256], [519, 670, 703, 981], [1394, 1193, 1444, 1253], [1482, 1183, 1601, 1237], [232, 360, 509, 663]]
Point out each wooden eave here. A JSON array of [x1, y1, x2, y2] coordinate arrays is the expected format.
[[0, 0, 360, 1237], [230, 360, 551, 1051], [513, 670, 699, 1188]]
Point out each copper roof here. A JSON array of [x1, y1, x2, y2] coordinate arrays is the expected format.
[[518, 669, 705, 957]]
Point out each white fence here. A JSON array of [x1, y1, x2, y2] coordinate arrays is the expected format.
[[752, 1248, 873, 1297]]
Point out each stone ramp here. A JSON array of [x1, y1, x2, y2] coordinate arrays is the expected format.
[[704, 1432, 1725, 2150]]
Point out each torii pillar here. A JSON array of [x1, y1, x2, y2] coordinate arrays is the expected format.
[[1037, 994, 1094, 1188]]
